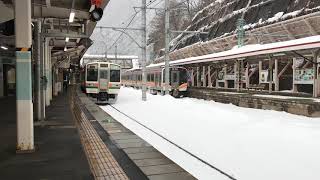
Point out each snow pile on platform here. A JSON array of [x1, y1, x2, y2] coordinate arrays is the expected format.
[[101, 87, 320, 180]]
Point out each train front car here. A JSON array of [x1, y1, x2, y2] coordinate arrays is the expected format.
[[85, 62, 121, 102], [162, 67, 188, 97]]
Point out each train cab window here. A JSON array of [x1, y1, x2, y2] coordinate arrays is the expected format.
[[110, 65, 121, 82], [100, 70, 108, 79], [87, 68, 98, 81]]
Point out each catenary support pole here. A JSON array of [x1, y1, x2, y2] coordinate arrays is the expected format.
[[141, 0, 147, 101], [15, 0, 34, 152], [164, 0, 170, 95]]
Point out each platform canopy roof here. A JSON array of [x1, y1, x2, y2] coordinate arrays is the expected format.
[[0, 0, 110, 66], [148, 35, 320, 68]]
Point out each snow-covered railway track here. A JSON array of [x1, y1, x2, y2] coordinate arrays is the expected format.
[[108, 104, 237, 180]]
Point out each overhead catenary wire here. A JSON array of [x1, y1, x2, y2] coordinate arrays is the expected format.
[[108, 104, 238, 180], [107, 0, 161, 51]]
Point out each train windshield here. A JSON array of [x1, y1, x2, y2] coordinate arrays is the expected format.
[[110, 70, 120, 82], [87, 68, 98, 81], [100, 69, 108, 80]]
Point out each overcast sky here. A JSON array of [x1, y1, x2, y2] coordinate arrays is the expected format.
[[87, 0, 163, 57]]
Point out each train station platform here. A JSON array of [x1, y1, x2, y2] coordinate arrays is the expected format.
[[75, 89, 196, 180], [0, 92, 93, 180], [188, 87, 320, 117], [0, 87, 195, 180]]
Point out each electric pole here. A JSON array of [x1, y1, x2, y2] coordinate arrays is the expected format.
[[164, 0, 170, 95], [141, 0, 147, 101]]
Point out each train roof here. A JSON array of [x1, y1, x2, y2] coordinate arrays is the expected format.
[[147, 35, 320, 68]]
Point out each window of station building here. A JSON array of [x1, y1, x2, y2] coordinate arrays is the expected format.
[[179, 69, 187, 83], [147, 74, 150, 81], [155, 73, 158, 82], [173, 72, 178, 83]]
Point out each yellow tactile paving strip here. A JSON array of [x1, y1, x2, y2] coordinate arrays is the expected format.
[[72, 97, 129, 180]]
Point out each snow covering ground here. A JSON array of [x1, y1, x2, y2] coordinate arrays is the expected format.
[[101, 87, 320, 180]]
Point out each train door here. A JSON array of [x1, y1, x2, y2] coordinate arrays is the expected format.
[[99, 64, 109, 92]]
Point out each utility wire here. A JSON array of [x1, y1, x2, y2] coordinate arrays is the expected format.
[[107, 0, 161, 51]]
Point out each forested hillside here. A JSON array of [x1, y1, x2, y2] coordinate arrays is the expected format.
[[170, 0, 320, 51]]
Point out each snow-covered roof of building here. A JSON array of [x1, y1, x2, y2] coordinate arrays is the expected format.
[[148, 35, 320, 68]]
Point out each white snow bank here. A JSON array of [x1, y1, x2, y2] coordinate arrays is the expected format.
[[101, 87, 320, 180]]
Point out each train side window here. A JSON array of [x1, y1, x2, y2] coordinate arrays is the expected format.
[[173, 72, 178, 83]]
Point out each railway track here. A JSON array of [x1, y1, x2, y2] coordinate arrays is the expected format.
[[108, 104, 238, 180]]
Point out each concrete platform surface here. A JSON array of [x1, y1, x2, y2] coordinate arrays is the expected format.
[[0, 93, 92, 180], [78, 90, 196, 180]]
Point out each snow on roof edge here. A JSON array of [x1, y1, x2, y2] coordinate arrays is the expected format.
[[149, 35, 320, 68]]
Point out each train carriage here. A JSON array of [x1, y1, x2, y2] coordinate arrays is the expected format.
[[82, 62, 121, 101], [122, 65, 188, 97]]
